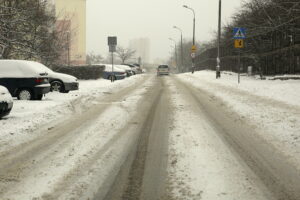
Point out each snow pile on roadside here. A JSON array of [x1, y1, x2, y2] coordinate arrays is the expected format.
[[166, 80, 273, 200], [177, 71, 300, 167], [0, 75, 145, 152], [184, 70, 300, 107], [0, 86, 13, 103], [1, 77, 154, 200]]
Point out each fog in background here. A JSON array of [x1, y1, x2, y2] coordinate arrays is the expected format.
[[87, 0, 243, 63]]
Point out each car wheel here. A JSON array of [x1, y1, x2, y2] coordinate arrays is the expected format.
[[62, 90, 69, 93], [51, 81, 64, 92], [18, 89, 32, 100]]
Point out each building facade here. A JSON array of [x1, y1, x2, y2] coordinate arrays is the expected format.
[[55, 0, 86, 65], [129, 38, 150, 64]]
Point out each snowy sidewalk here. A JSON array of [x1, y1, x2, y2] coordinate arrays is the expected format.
[[183, 70, 300, 107], [177, 71, 300, 169], [165, 77, 274, 199]]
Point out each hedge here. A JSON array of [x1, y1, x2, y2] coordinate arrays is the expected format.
[[51, 65, 105, 80]]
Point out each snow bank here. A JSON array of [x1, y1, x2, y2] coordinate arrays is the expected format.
[[166, 79, 274, 200], [184, 70, 300, 107], [177, 70, 300, 168], [0, 86, 13, 103]]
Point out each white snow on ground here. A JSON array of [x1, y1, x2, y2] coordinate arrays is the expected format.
[[0, 86, 13, 103], [177, 70, 300, 170], [166, 80, 275, 200], [0, 75, 155, 199], [189, 70, 300, 107], [0, 75, 145, 153]]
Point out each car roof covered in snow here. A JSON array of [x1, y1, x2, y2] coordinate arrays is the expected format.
[[101, 64, 126, 72], [0, 60, 50, 78], [115, 65, 132, 71]]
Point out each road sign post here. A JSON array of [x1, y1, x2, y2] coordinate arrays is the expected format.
[[108, 36, 117, 82], [191, 52, 196, 59], [233, 28, 246, 84], [238, 49, 241, 83], [191, 45, 197, 73]]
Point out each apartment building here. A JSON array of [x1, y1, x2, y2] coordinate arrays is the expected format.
[[54, 0, 86, 65]]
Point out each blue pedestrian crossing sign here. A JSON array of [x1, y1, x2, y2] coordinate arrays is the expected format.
[[233, 28, 246, 39]]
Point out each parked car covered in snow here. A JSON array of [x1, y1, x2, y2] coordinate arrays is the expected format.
[[102, 64, 127, 80], [123, 64, 139, 75], [132, 63, 143, 74], [0, 86, 13, 118], [0, 60, 50, 100], [115, 64, 134, 77], [32, 63, 79, 93]]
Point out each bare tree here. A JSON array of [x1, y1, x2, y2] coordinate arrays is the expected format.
[[86, 52, 103, 65], [116, 46, 136, 64], [0, 0, 71, 66]]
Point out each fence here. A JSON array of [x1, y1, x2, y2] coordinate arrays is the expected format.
[[195, 29, 300, 75]]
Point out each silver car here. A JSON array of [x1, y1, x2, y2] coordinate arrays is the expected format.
[[157, 65, 169, 76]]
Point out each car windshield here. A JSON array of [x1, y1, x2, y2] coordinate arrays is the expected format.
[[0, 1, 299, 200]]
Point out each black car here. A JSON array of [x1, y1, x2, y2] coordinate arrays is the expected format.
[[0, 86, 13, 118], [0, 60, 51, 100]]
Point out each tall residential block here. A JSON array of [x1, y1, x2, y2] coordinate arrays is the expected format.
[[129, 38, 150, 64], [55, 0, 86, 65]]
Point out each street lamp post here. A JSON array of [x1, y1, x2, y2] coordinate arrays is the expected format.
[[183, 5, 196, 73], [169, 38, 178, 70], [173, 26, 184, 73]]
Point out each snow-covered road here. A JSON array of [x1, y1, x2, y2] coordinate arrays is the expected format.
[[0, 71, 299, 200]]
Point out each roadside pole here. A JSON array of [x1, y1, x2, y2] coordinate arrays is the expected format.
[[233, 28, 246, 84], [108, 36, 117, 82], [191, 45, 197, 73], [112, 51, 114, 81], [217, 0, 222, 79], [238, 49, 241, 84]]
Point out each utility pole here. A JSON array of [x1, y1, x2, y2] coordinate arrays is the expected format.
[[67, 32, 70, 66], [174, 26, 184, 73], [169, 38, 178, 69], [183, 5, 196, 73], [288, 34, 293, 73], [217, 0, 222, 78]]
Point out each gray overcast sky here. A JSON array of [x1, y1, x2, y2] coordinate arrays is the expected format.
[[87, 0, 243, 62]]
